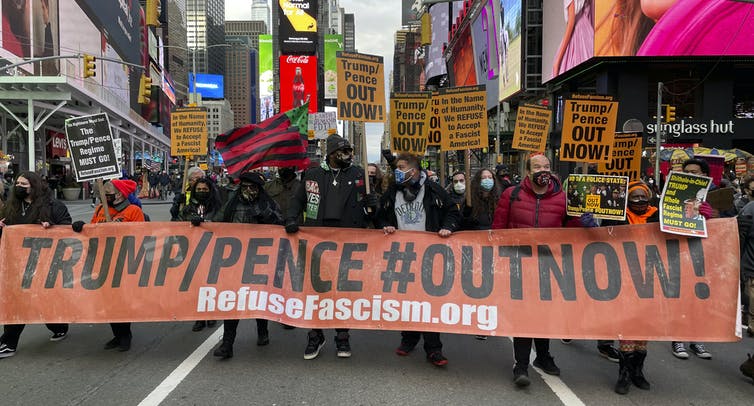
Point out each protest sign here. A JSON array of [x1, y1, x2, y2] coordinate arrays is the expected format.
[[64, 113, 120, 182], [307, 111, 337, 140], [336, 51, 385, 122], [390, 92, 432, 155], [0, 220, 740, 341], [660, 171, 712, 238], [512, 104, 552, 152], [437, 85, 488, 151], [597, 132, 642, 180], [171, 106, 208, 156], [427, 92, 441, 146], [566, 174, 628, 220], [559, 95, 619, 163]]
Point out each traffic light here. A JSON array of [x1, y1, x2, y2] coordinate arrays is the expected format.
[[138, 74, 152, 104], [82, 54, 96, 78], [665, 104, 676, 123], [146, 0, 161, 27]]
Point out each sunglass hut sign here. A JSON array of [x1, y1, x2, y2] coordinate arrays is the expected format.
[[646, 119, 734, 137]]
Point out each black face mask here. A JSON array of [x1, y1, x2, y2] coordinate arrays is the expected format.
[[14, 187, 29, 199], [333, 150, 353, 168], [628, 199, 650, 214], [279, 168, 296, 181], [194, 191, 210, 201], [532, 171, 551, 187], [105, 193, 117, 205], [369, 175, 377, 186]]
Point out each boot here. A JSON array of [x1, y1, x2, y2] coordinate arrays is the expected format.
[[614, 351, 632, 395], [213, 341, 233, 359], [629, 350, 651, 390], [741, 353, 754, 381]]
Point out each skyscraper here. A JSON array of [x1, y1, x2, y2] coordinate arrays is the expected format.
[[251, 0, 271, 33], [225, 20, 268, 126], [187, 0, 226, 76]]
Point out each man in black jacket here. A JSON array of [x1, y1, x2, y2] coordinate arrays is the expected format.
[[285, 134, 378, 360], [376, 153, 460, 367]]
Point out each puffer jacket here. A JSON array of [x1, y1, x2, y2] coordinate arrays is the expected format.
[[492, 175, 569, 229]]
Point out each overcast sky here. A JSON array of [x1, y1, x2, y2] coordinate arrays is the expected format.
[[225, 0, 403, 163]]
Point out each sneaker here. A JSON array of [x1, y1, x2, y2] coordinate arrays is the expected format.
[[335, 332, 351, 358], [513, 364, 530, 387], [533, 354, 561, 376], [475, 335, 488, 341], [257, 331, 270, 346], [191, 321, 206, 332], [303, 331, 325, 360], [213, 342, 233, 359], [50, 331, 68, 342], [206, 320, 217, 328], [741, 353, 754, 380], [395, 341, 416, 356], [0, 343, 16, 358], [672, 342, 689, 359], [560, 339, 572, 344], [597, 344, 620, 363], [427, 351, 448, 366], [689, 343, 712, 359], [104, 337, 120, 350]]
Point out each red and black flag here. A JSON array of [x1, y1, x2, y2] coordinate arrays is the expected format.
[[215, 103, 310, 177]]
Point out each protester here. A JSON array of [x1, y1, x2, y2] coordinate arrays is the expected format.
[[159, 171, 172, 200], [176, 177, 222, 332], [0, 171, 72, 358], [72, 179, 144, 352], [492, 153, 586, 387], [445, 171, 467, 210], [495, 164, 514, 192], [264, 166, 300, 223], [285, 133, 378, 360], [738, 196, 754, 337], [170, 167, 206, 221], [211, 172, 283, 359], [376, 153, 460, 367], [735, 174, 754, 214], [601, 181, 657, 394], [367, 163, 385, 197]]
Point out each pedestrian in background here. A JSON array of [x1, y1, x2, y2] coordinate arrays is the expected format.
[[0, 171, 72, 358], [170, 166, 205, 221]]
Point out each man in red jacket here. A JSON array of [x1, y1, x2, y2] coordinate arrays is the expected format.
[[492, 153, 574, 387]]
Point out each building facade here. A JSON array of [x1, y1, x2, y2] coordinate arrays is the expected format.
[[187, 0, 226, 75]]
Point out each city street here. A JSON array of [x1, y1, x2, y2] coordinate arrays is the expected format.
[[0, 200, 751, 405]]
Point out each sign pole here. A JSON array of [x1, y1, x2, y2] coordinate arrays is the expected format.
[[182, 156, 192, 192], [361, 130, 370, 194], [655, 82, 663, 188], [464, 149, 471, 207], [96, 178, 111, 222]]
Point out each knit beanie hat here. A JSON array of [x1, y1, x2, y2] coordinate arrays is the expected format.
[[110, 179, 137, 197]]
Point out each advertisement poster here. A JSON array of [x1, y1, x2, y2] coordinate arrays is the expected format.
[[541, 0, 594, 83], [597, 132, 643, 181], [170, 107, 208, 156], [278, 0, 318, 55], [660, 171, 712, 238], [390, 92, 432, 155], [448, 26, 477, 87], [437, 85, 488, 151], [499, 0, 521, 101], [336, 51, 386, 122], [307, 111, 337, 140], [258, 34, 274, 120], [470, 0, 500, 109], [324, 34, 343, 99], [566, 174, 628, 220], [559, 95, 619, 163], [64, 113, 120, 182], [511, 104, 551, 152], [279, 55, 318, 114]]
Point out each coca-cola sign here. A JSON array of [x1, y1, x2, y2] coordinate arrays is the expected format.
[[278, 0, 319, 55], [286, 55, 310, 64], [279, 55, 318, 114]]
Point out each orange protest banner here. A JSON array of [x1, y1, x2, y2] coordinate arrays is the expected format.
[[0, 220, 741, 341]]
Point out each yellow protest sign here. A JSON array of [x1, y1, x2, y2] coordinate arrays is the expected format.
[[438, 85, 488, 151], [559, 95, 618, 163], [512, 104, 552, 152], [427, 92, 441, 146], [598, 132, 643, 181], [389, 92, 431, 155], [336, 51, 385, 122], [171, 107, 208, 156]]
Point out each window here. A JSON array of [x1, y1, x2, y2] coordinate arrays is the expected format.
[[734, 68, 754, 118]]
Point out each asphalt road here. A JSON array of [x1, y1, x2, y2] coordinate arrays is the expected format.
[[1, 199, 752, 406]]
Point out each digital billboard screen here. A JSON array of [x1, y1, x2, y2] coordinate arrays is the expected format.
[[424, 4, 449, 81], [499, 0, 521, 101], [279, 55, 318, 114], [278, 0, 318, 55], [543, 0, 754, 83], [190, 74, 224, 99], [470, 0, 500, 109]]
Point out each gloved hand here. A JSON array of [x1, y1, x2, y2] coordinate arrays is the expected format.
[[698, 201, 715, 219], [363, 193, 379, 211], [190, 216, 203, 227], [579, 212, 599, 228], [72, 221, 85, 233], [381, 149, 396, 163], [285, 219, 299, 233]]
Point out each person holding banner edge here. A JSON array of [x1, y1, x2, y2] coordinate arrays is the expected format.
[[0, 171, 72, 358], [71, 179, 145, 352], [492, 153, 591, 387], [376, 152, 460, 367]]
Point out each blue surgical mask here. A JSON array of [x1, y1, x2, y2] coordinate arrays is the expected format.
[[394, 168, 412, 184], [480, 178, 494, 191]]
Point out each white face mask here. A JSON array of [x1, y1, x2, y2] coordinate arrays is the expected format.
[[453, 182, 466, 194]]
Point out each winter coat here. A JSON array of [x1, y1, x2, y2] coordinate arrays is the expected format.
[[215, 190, 283, 225], [492, 176, 570, 229], [265, 177, 301, 223], [91, 200, 145, 223], [740, 201, 754, 279]]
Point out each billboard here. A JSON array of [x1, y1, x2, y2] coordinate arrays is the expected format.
[[470, 0, 500, 109], [189, 73, 224, 100], [425, 4, 449, 81], [278, 0, 318, 55], [401, 0, 422, 26], [279, 55, 318, 114], [324, 34, 342, 99], [499, 0, 521, 101], [448, 26, 477, 87], [543, 0, 754, 83], [259, 34, 274, 120]]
